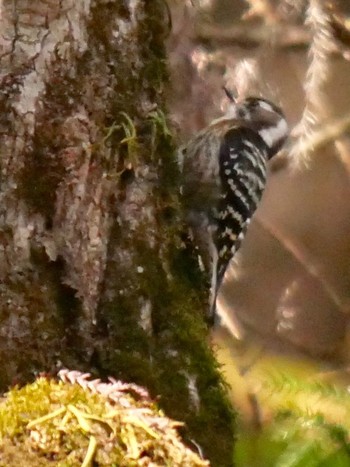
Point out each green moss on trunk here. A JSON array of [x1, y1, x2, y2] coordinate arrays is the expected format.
[[0, 1, 236, 465]]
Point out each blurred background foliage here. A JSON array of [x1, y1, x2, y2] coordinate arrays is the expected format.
[[167, 0, 350, 465]]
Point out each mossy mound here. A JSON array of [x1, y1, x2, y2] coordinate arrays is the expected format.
[[0, 371, 209, 466]]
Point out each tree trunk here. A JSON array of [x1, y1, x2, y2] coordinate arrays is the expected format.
[[0, 1, 234, 464]]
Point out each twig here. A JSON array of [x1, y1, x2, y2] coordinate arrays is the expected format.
[[271, 112, 350, 171], [294, 112, 350, 155], [195, 22, 311, 48], [255, 215, 348, 314]]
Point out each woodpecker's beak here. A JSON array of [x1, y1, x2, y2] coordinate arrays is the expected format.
[[223, 86, 236, 103]]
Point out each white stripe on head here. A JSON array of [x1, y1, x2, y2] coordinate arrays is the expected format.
[[257, 100, 276, 113], [258, 117, 288, 148]]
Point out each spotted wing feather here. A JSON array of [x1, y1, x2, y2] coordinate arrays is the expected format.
[[211, 127, 269, 315]]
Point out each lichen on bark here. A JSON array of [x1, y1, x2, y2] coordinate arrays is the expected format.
[[0, 1, 235, 465]]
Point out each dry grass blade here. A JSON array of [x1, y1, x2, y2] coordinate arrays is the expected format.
[[81, 435, 97, 467]]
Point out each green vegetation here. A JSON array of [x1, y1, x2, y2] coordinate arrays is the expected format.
[[224, 351, 350, 465], [235, 413, 350, 467], [214, 332, 350, 466]]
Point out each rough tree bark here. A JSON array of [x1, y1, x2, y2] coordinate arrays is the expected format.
[[0, 1, 234, 465]]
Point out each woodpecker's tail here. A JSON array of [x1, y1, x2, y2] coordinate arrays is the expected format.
[[212, 291, 245, 340]]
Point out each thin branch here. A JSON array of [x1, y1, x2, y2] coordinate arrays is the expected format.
[[195, 22, 311, 48], [270, 112, 350, 171], [294, 112, 350, 155], [255, 215, 349, 315]]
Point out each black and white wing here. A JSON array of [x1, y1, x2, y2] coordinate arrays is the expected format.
[[210, 127, 269, 318]]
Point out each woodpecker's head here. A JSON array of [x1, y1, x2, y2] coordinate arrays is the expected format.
[[223, 90, 289, 157]]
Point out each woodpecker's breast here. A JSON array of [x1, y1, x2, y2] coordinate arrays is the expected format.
[[179, 127, 223, 219]]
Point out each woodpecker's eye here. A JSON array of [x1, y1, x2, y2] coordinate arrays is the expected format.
[[246, 97, 283, 116], [237, 107, 248, 119]]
